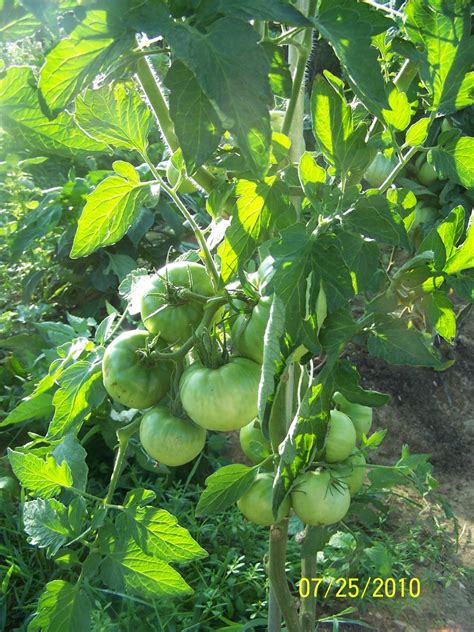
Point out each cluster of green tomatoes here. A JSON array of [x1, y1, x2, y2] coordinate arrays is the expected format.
[[102, 260, 374, 528]]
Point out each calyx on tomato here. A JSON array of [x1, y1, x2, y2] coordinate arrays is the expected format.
[[102, 330, 172, 409], [140, 261, 214, 345], [179, 357, 260, 431], [231, 295, 272, 364], [237, 473, 290, 526], [139, 405, 206, 467], [291, 469, 350, 526]]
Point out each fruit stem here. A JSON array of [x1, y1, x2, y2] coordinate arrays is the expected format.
[[149, 296, 228, 360], [135, 56, 217, 193], [268, 520, 302, 632], [104, 418, 141, 506]]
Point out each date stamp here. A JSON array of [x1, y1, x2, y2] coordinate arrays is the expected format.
[[298, 577, 421, 600]]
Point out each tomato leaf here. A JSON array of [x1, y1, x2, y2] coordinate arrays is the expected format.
[[23, 498, 71, 556], [344, 194, 409, 248], [429, 136, 474, 189], [367, 315, 451, 369], [405, 0, 473, 114], [7, 449, 73, 499], [118, 498, 207, 563], [0, 66, 108, 157], [219, 177, 292, 282], [196, 464, 258, 517], [444, 209, 474, 275], [71, 166, 149, 258], [38, 9, 131, 112], [48, 360, 105, 439], [310, 72, 371, 178], [0, 393, 53, 428], [333, 361, 390, 407], [163, 16, 273, 176], [99, 527, 193, 597], [75, 83, 151, 154], [313, 0, 392, 117], [165, 61, 223, 174], [28, 580, 91, 632]]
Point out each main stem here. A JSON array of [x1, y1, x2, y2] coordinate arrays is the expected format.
[[300, 540, 318, 631], [269, 521, 302, 632]]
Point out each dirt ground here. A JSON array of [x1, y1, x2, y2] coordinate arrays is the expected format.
[[229, 313, 474, 632], [348, 313, 474, 632]]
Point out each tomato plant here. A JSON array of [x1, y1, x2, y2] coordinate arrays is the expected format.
[[1, 0, 472, 630]]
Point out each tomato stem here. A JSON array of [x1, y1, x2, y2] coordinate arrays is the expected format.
[[268, 520, 302, 632], [104, 418, 142, 506], [141, 152, 221, 291]]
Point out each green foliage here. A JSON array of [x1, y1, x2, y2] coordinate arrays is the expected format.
[[1, 0, 473, 629]]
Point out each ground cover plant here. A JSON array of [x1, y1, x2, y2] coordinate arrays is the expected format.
[[0, 0, 473, 630]]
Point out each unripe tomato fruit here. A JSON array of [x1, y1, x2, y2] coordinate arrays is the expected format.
[[333, 451, 366, 496], [333, 392, 373, 442], [179, 357, 260, 431], [411, 204, 438, 232], [139, 406, 206, 467], [102, 330, 172, 409], [165, 160, 196, 194], [291, 469, 351, 525], [237, 473, 290, 526], [231, 295, 272, 364], [324, 410, 356, 463], [364, 152, 393, 188], [415, 154, 438, 186], [141, 261, 214, 345], [239, 419, 272, 464]]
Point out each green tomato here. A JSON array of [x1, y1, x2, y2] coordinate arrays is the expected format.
[[139, 405, 206, 467], [411, 204, 438, 232], [240, 419, 272, 464], [141, 261, 214, 345], [102, 330, 172, 409], [166, 160, 196, 194], [333, 392, 373, 442], [333, 451, 366, 496], [291, 469, 351, 526], [324, 410, 356, 463], [418, 161, 438, 186], [231, 295, 272, 364], [237, 473, 290, 526], [364, 152, 394, 188], [179, 357, 261, 431]]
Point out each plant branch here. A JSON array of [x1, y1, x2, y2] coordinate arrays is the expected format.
[[378, 145, 419, 193], [141, 153, 220, 290], [268, 520, 302, 632], [300, 527, 318, 631]]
